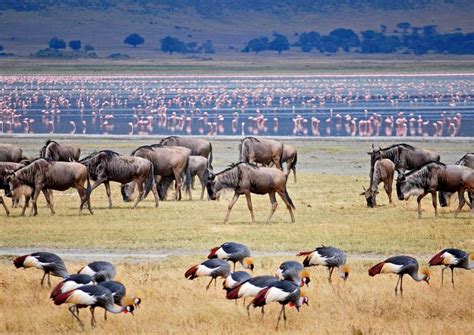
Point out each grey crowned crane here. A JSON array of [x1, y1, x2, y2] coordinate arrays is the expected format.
[[223, 271, 252, 292], [276, 261, 311, 287], [13, 252, 69, 287], [226, 275, 279, 311], [185, 259, 231, 290], [50, 274, 95, 300], [249, 280, 309, 330], [208, 242, 254, 272], [99, 281, 142, 320], [429, 248, 474, 287], [369, 255, 431, 296], [78, 261, 116, 283], [53, 285, 134, 330], [297, 245, 349, 283]]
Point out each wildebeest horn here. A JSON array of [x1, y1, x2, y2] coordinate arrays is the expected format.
[[371, 144, 375, 149], [362, 185, 366, 191]]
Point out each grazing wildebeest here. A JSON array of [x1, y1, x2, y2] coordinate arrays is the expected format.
[[239, 137, 284, 170], [396, 162, 474, 218], [80, 150, 157, 209], [440, 153, 474, 207], [40, 140, 81, 162], [159, 136, 213, 169], [0, 144, 27, 162], [360, 159, 395, 207], [121, 145, 190, 201], [0, 196, 9, 216], [1, 161, 27, 207], [368, 143, 440, 180], [207, 162, 295, 224], [268, 144, 298, 182], [158, 156, 209, 200], [4, 158, 92, 216]]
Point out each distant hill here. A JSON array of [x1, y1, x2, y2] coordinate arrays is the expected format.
[[0, 0, 473, 56]]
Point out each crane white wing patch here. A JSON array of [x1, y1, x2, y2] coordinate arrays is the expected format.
[[67, 290, 97, 305], [216, 248, 230, 260], [79, 266, 95, 276], [23, 256, 43, 269], [381, 263, 403, 274], [441, 252, 457, 265], [195, 264, 214, 277], [309, 252, 329, 266], [239, 282, 262, 298], [265, 287, 290, 303]]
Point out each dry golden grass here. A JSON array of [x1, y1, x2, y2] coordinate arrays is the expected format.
[[0, 137, 472, 333], [0, 257, 473, 334]]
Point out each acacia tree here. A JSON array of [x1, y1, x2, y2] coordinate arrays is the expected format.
[[124, 33, 145, 48], [69, 40, 81, 51], [48, 37, 66, 50], [268, 33, 290, 54]]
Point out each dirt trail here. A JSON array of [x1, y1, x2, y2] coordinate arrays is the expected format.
[[0, 247, 431, 264]]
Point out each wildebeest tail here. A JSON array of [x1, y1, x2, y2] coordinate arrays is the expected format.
[[290, 151, 297, 182], [208, 142, 213, 169], [279, 143, 284, 170], [285, 189, 296, 209], [144, 164, 154, 199], [82, 172, 92, 204], [184, 157, 192, 192]]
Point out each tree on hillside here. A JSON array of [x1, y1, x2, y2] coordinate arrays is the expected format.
[[124, 33, 145, 48], [329, 28, 360, 51], [242, 37, 269, 53], [69, 40, 81, 51], [396, 22, 411, 34], [320, 35, 339, 53], [84, 44, 95, 52], [161, 36, 187, 54], [0, 45, 3, 52], [298, 31, 321, 52], [48, 37, 66, 50], [199, 40, 215, 54], [268, 33, 290, 54]]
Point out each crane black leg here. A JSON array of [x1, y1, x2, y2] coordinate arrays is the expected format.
[[261, 306, 265, 320], [283, 306, 287, 328], [399, 275, 404, 297], [441, 267, 445, 286], [104, 310, 108, 321], [451, 268, 455, 288], [233, 262, 236, 272], [90, 307, 96, 327], [328, 267, 334, 283], [47, 273, 51, 287], [394, 276, 401, 296], [276, 305, 284, 330], [246, 301, 252, 318], [69, 305, 84, 330], [40, 272, 47, 286], [206, 277, 215, 290]]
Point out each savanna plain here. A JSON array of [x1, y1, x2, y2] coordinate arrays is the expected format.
[[0, 136, 473, 334]]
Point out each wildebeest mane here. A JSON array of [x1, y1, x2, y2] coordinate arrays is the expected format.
[[159, 136, 179, 145], [379, 143, 415, 151], [131, 145, 154, 156], [240, 136, 260, 143], [402, 161, 446, 177], [456, 153, 474, 165], [214, 162, 258, 176]]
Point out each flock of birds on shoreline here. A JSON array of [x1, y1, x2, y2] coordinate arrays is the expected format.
[[12, 242, 472, 330], [0, 75, 471, 137]]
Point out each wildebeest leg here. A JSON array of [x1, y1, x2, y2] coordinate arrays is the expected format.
[[43, 188, 55, 215], [416, 193, 427, 219], [455, 189, 466, 217], [385, 181, 393, 204], [104, 181, 112, 209], [132, 179, 144, 209], [266, 191, 278, 223], [272, 155, 282, 171], [175, 173, 183, 201], [245, 193, 256, 223], [0, 196, 9, 216], [150, 182, 160, 207], [200, 176, 206, 200], [277, 190, 295, 223], [431, 191, 438, 218], [30, 187, 43, 216], [223, 192, 240, 224]]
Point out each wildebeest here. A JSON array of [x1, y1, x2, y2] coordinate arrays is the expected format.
[[0, 196, 8, 216], [4, 158, 92, 216], [360, 159, 395, 207], [121, 145, 190, 201], [440, 153, 474, 207], [396, 162, 474, 218], [159, 136, 213, 169], [0, 144, 27, 162], [368, 143, 440, 180], [158, 156, 209, 200], [1, 161, 27, 208], [40, 140, 81, 162], [207, 162, 295, 224], [239, 137, 284, 170], [268, 144, 298, 182], [80, 150, 157, 209]]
